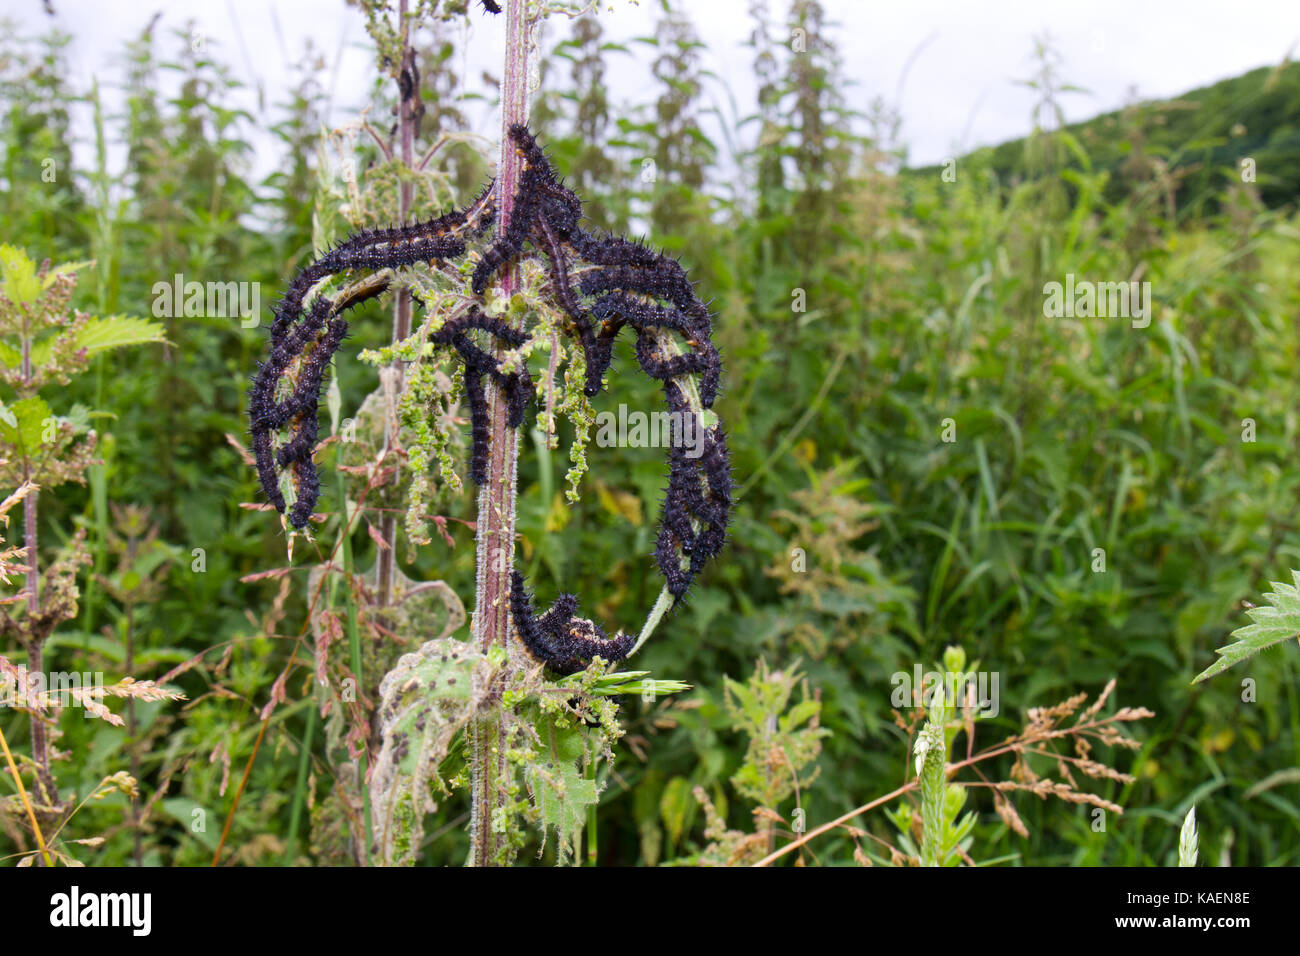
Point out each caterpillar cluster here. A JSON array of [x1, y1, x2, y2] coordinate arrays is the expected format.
[[480, 127, 731, 600], [249, 125, 731, 672], [509, 571, 635, 675], [428, 306, 532, 484], [249, 297, 350, 529], [655, 383, 731, 598], [249, 187, 496, 526]]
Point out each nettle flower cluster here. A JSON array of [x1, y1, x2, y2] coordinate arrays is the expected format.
[[248, 126, 731, 674]]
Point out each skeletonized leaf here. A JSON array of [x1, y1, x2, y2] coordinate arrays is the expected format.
[[369, 637, 479, 866]]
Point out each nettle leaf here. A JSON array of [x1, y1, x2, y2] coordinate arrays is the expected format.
[[527, 717, 598, 857], [1193, 570, 1300, 684], [0, 396, 53, 457], [30, 315, 167, 367], [66, 314, 166, 354], [0, 244, 40, 306], [369, 637, 479, 866], [0, 316, 166, 370]]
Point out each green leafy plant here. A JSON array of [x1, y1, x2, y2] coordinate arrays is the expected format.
[[0, 246, 175, 864], [676, 659, 827, 866], [748, 647, 1151, 867]]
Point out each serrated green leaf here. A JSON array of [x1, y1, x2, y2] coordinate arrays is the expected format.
[[30, 315, 166, 366], [0, 244, 40, 306], [781, 698, 821, 731], [0, 315, 167, 370], [530, 756, 598, 846], [1193, 570, 1300, 683], [72, 314, 167, 354], [527, 715, 603, 861]]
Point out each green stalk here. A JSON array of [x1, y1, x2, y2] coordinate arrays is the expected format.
[[375, 0, 419, 609], [82, 78, 113, 649], [341, 471, 371, 865], [1178, 805, 1198, 867], [283, 681, 319, 865], [916, 688, 947, 868], [585, 759, 598, 866]]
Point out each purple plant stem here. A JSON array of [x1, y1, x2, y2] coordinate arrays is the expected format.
[[468, 0, 527, 867]]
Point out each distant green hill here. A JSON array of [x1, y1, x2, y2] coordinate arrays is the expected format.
[[909, 60, 1300, 214]]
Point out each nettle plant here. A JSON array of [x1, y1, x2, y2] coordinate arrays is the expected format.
[[0, 246, 176, 866], [246, 0, 730, 865]]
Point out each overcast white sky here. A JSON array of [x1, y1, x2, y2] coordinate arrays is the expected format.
[[17, 0, 1300, 177]]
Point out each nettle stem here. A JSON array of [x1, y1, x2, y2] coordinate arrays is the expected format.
[[468, 0, 528, 868], [23, 491, 45, 769], [20, 320, 52, 811]]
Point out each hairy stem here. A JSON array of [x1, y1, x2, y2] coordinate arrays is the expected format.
[[468, 0, 528, 868], [23, 492, 44, 776], [344, 503, 371, 865], [19, 316, 53, 832]]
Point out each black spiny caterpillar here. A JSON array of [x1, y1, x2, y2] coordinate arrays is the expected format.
[[509, 571, 634, 675], [429, 306, 533, 483], [249, 124, 731, 671]]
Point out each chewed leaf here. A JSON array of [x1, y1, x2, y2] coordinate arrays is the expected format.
[[369, 637, 480, 866], [1193, 570, 1300, 684]]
